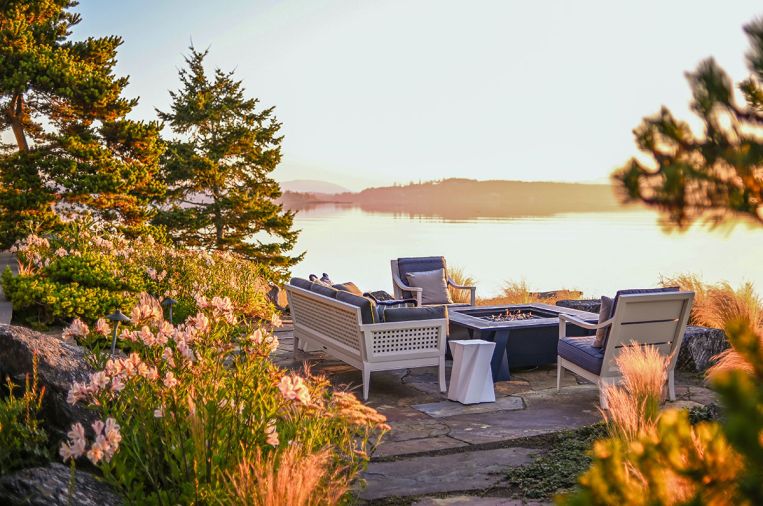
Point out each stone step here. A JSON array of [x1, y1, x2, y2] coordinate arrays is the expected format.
[[359, 447, 538, 501]]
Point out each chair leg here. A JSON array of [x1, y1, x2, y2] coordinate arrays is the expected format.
[[667, 369, 676, 401], [557, 362, 563, 391], [362, 365, 371, 401], [438, 355, 447, 393]]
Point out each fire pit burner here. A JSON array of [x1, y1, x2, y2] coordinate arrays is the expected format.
[[479, 309, 543, 322]]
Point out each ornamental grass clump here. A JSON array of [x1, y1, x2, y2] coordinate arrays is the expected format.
[[61, 293, 388, 503], [603, 344, 669, 441]]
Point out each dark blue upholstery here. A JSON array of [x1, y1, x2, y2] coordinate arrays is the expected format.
[[289, 277, 312, 290], [382, 305, 448, 323], [310, 282, 340, 299], [558, 336, 604, 375], [397, 256, 447, 298], [336, 291, 376, 324]]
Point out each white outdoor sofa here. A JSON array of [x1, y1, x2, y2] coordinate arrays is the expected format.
[[285, 280, 448, 400], [556, 290, 694, 408]]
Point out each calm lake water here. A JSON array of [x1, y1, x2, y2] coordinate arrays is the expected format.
[[291, 205, 763, 298]]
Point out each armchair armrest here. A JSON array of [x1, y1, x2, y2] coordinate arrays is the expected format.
[[558, 313, 612, 339], [447, 278, 477, 306], [392, 273, 423, 306]]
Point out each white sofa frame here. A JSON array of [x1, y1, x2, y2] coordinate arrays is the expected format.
[[391, 259, 476, 306], [557, 291, 694, 409], [285, 284, 448, 400]]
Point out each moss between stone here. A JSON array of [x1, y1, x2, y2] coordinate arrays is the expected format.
[[504, 423, 607, 500]]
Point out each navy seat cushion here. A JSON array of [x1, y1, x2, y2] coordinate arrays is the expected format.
[[383, 305, 448, 323], [289, 277, 312, 290], [558, 336, 604, 375], [336, 291, 376, 324], [310, 282, 340, 299]]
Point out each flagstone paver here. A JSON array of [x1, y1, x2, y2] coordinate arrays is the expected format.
[[413, 497, 552, 506], [413, 396, 524, 419], [359, 447, 538, 500]]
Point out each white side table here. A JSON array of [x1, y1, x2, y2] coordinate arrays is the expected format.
[[448, 339, 496, 404]]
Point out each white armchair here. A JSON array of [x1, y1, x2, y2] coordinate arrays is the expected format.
[[391, 257, 476, 306]]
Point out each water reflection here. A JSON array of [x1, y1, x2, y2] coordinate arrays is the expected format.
[[291, 205, 763, 298]]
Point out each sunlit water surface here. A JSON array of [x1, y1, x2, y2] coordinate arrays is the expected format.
[[291, 205, 763, 298]]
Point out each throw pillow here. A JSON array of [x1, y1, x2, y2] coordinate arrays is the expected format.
[[333, 282, 363, 296], [405, 268, 452, 305], [592, 295, 613, 348]]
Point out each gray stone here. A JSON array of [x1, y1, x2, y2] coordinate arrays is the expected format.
[[556, 299, 600, 314], [677, 326, 728, 372], [0, 463, 122, 505], [360, 447, 538, 500], [0, 325, 95, 438], [413, 396, 524, 419], [374, 435, 468, 458], [413, 497, 552, 506]]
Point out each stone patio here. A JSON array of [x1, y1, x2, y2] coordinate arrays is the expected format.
[[272, 324, 716, 505]]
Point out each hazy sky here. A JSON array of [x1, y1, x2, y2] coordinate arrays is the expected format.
[[64, 1, 763, 189]]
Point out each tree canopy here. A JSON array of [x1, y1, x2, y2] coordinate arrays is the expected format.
[[614, 18, 763, 229], [0, 0, 164, 247], [154, 48, 301, 275]]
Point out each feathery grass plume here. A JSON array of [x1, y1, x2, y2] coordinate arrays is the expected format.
[[478, 279, 582, 306], [603, 344, 669, 441], [659, 273, 707, 324], [447, 265, 476, 303], [707, 316, 763, 380], [228, 445, 349, 506]]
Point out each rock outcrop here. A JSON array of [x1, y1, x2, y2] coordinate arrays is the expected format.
[[556, 298, 601, 314], [0, 463, 121, 506], [0, 324, 94, 438]]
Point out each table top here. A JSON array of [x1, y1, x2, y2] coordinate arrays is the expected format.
[[449, 302, 598, 331]]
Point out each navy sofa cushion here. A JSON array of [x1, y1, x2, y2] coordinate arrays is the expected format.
[[289, 277, 312, 290], [336, 291, 376, 324], [558, 336, 605, 375], [382, 305, 448, 323], [310, 282, 340, 299]]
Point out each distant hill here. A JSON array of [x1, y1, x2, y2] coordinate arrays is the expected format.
[[279, 178, 629, 219], [280, 179, 351, 194]]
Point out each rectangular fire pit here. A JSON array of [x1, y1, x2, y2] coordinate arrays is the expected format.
[[449, 303, 598, 381]]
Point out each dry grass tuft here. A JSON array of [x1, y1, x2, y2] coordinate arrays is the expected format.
[[447, 266, 477, 303], [478, 280, 582, 306], [604, 344, 669, 441], [228, 445, 349, 506]]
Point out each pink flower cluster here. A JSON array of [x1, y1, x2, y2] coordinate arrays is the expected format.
[[250, 329, 279, 354], [59, 418, 121, 465], [195, 295, 236, 324], [278, 375, 311, 405], [145, 267, 167, 282], [130, 293, 164, 324], [265, 419, 279, 447], [62, 318, 89, 341], [67, 353, 159, 405]]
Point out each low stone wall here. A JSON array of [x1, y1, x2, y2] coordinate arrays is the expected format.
[[555, 299, 728, 373]]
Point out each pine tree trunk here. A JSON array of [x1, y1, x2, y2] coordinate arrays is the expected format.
[[7, 94, 29, 152]]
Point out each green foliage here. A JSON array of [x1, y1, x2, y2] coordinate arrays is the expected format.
[[62, 299, 388, 503], [558, 320, 763, 505], [0, 0, 165, 247], [506, 424, 607, 499], [614, 17, 763, 229], [154, 47, 301, 277], [0, 354, 49, 474], [2, 221, 276, 326]]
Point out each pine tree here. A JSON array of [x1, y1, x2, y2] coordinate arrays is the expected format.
[[614, 18, 763, 229], [0, 0, 165, 247], [155, 48, 301, 274]]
